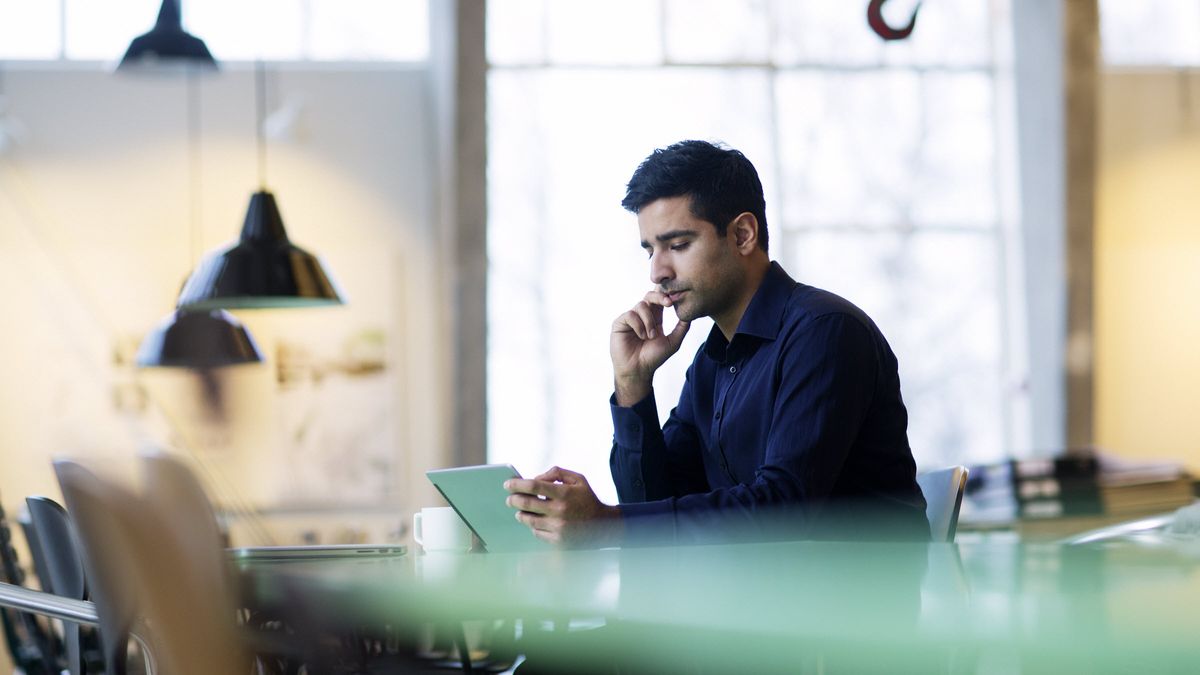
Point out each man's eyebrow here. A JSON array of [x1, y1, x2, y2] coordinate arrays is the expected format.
[[640, 229, 698, 248]]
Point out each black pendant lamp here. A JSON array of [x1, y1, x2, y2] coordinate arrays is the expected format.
[[118, 0, 217, 71], [176, 190, 345, 309], [176, 62, 344, 311], [136, 71, 262, 369], [136, 309, 262, 368]]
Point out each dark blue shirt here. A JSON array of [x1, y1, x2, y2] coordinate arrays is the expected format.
[[610, 262, 928, 544]]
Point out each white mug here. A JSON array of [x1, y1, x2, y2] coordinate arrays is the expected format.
[[412, 506, 472, 553]]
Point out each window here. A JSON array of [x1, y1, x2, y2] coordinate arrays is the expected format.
[[488, 0, 1025, 503], [0, 0, 428, 62]]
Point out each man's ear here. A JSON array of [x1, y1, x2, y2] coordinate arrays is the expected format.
[[730, 213, 759, 254]]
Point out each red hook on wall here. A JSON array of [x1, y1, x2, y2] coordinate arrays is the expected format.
[[868, 0, 921, 41]]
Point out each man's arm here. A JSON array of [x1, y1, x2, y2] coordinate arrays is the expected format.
[[621, 314, 878, 544], [607, 289, 705, 502], [609, 371, 710, 503], [504, 290, 702, 548]]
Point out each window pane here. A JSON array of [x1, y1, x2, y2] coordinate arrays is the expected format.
[[0, 0, 62, 59], [488, 0, 547, 65], [776, 70, 922, 228], [488, 68, 775, 501], [185, 0, 304, 61], [776, 71, 995, 229], [785, 229, 1005, 467], [1100, 0, 1200, 66], [309, 0, 428, 61], [913, 73, 996, 226], [489, 0, 1019, 483], [664, 0, 770, 64], [772, 0, 990, 67], [65, 0, 161, 61], [545, 0, 662, 65]]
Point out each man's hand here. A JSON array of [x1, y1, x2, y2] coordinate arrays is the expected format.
[[504, 466, 623, 548], [611, 291, 691, 406]]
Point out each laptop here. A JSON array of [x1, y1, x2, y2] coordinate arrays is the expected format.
[[229, 544, 407, 562], [426, 464, 549, 553]]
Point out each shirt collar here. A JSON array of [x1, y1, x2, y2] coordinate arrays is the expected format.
[[703, 261, 797, 360]]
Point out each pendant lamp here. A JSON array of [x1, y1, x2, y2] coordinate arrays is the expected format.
[[176, 190, 345, 309], [176, 62, 344, 311], [136, 309, 262, 368], [136, 73, 263, 369], [118, 0, 217, 71]]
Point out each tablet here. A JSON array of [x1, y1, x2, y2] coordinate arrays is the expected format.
[[229, 544, 407, 562], [426, 464, 548, 553]]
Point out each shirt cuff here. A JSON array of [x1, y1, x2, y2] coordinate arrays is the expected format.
[[610, 389, 660, 449]]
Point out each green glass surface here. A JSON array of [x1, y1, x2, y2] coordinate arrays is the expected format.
[[240, 538, 1200, 672]]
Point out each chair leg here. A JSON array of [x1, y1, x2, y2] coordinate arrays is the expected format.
[[454, 623, 473, 673]]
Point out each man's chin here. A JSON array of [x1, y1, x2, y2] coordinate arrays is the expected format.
[[673, 303, 701, 322]]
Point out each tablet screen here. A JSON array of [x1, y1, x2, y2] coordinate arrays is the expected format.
[[426, 464, 549, 553]]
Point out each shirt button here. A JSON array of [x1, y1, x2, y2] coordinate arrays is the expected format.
[[627, 423, 638, 433], [714, 410, 722, 421], [729, 366, 737, 374], [633, 479, 643, 488]]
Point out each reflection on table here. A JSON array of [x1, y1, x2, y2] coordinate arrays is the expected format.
[[238, 537, 1200, 673]]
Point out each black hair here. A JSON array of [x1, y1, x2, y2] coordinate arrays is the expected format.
[[621, 140, 768, 252]]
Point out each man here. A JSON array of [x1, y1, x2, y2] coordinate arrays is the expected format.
[[505, 140, 928, 547]]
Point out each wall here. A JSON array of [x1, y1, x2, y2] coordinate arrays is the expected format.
[[0, 64, 447, 544], [1096, 70, 1200, 470]]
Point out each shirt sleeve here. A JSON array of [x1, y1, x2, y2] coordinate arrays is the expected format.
[[609, 365, 711, 505], [619, 314, 878, 545]]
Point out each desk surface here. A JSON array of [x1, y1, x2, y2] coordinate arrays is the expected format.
[[240, 538, 1200, 673]]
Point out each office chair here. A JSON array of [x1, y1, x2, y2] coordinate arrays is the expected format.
[[24, 496, 95, 675], [0, 498, 60, 675], [916, 466, 969, 543]]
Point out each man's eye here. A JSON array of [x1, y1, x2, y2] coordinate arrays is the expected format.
[[670, 242, 689, 252]]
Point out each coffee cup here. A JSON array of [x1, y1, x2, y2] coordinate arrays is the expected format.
[[412, 506, 472, 554]]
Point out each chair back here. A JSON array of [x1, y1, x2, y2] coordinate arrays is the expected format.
[[17, 510, 54, 602], [136, 451, 245, 675], [54, 454, 247, 675], [0, 498, 60, 675], [916, 466, 969, 543], [53, 460, 145, 675], [25, 496, 88, 675]]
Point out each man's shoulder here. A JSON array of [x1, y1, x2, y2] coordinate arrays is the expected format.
[[785, 283, 876, 330]]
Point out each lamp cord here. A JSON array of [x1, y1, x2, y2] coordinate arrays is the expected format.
[[256, 60, 267, 189], [187, 67, 201, 267]]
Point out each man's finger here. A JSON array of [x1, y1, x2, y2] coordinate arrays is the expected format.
[[533, 465, 581, 483], [667, 317, 691, 349], [505, 478, 568, 500], [535, 466, 586, 486], [617, 310, 649, 340], [516, 510, 562, 534], [507, 493, 553, 515], [632, 302, 663, 340], [643, 290, 672, 307]]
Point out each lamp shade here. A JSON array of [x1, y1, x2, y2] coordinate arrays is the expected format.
[[176, 191, 345, 310], [118, 0, 217, 71], [136, 309, 263, 368]]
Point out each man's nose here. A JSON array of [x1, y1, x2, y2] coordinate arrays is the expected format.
[[650, 253, 673, 287]]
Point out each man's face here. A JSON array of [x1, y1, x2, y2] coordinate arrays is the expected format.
[[638, 196, 742, 323]]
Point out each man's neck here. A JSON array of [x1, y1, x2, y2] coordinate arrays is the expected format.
[[713, 258, 771, 342]]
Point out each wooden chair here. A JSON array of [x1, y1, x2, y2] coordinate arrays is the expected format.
[[54, 456, 248, 675]]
